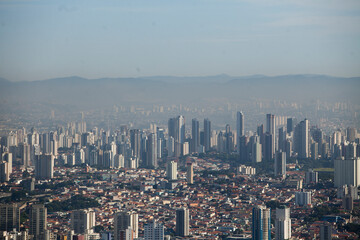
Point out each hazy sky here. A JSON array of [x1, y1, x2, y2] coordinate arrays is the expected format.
[[0, 0, 359, 81]]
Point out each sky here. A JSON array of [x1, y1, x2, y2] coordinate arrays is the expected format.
[[0, 0, 359, 81]]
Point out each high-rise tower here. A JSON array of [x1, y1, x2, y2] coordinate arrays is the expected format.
[[35, 154, 54, 179], [252, 206, 271, 240], [191, 119, 200, 153], [275, 207, 291, 240], [114, 211, 138, 240], [176, 208, 189, 237], [204, 119, 211, 152], [0, 203, 20, 231], [29, 204, 47, 239]]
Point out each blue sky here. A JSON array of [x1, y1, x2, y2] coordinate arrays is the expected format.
[[0, 0, 359, 81]]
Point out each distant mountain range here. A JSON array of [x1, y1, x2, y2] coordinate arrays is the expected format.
[[0, 74, 359, 109]]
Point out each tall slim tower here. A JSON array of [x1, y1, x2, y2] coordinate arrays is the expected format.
[[266, 114, 276, 155], [237, 111, 244, 137], [167, 161, 177, 181], [294, 119, 309, 158], [114, 211, 138, 240], [176, 208, 189, 237], [191, 119, 200, 153], [252, 206, 271, 240], [29, 204, 47, 239], [204, 119, 211, 152], [274, 151, 286, 177], [130, 129, 141, 161], [275, 207, 291, 240], [146, 133, 157, 169], [187, 163, 194, 184], [21, 143, 31, 167], [264, 133, 274, 162], [168, 116, 185, 144], [286, 118, 294, 134]]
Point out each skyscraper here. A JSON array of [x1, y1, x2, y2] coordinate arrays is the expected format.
[[204, 119, 211, 152], [187, 162, 194, 184], [114, 211, 138, 240], [278, 127, 286, 152], [334, 157, 360, 187], [264, 133, 274, 162], [35, 154, 54, 179], [266, 114, 276, 154], [0, 203, 20, 231], [275, 207, 291, 240], [130, 129, 141, 161], [237, 111, 244, 154], [0, 161, 10, 182], [144, 221, 164, 240], [168, 116, 185, 144], [294, 119, 309, 159], [29, 204, 47, 239], [191, 119, 200, 153], [71, 209, 96, 234], [176, 208, 189, 237], [286, 118, 294, 134], [146, 133, 157, 169], [237, 111, 244, 137], [167, 160, 177, 181], [274, 151, 286, 177], [252, 206, 271, 240], [21, 143, 31, 167], [225, 124, 234, 154], [1, 152, 12, 175], [252, 141, 262, 164]]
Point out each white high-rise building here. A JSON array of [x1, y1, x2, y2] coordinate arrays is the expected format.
[[167, 161, 177, 181], [144, 221, 164, 240], [334, 157, 360, 187], [0, 155, 12, 182], [252, 142, 262, 163], [275, 207, 291, 240], [1, 153, 12, 175], [71, 209, 96, 234], [114, 154, 125, 168]]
